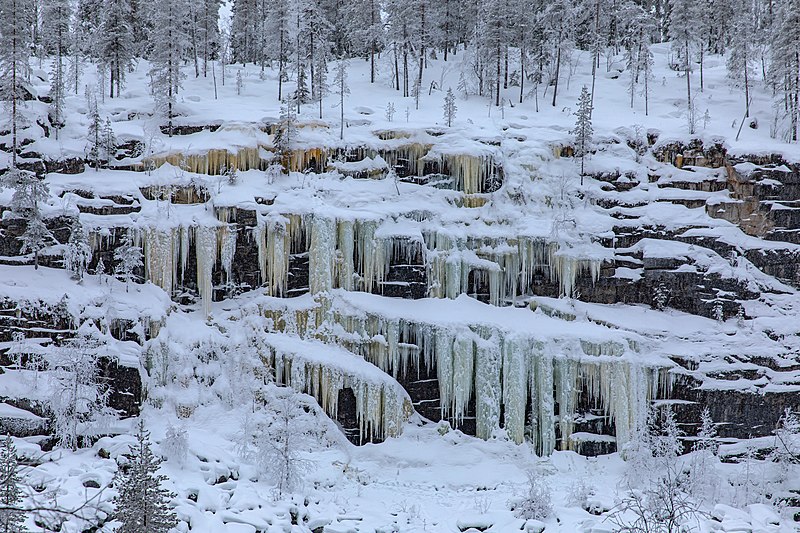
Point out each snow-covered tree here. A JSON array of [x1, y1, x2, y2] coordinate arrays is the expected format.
[[614, 406, 700, 533], [0, 436, 26, 533], [274, 97, 297, 168], [20, 216, 53, 270], [0, 0, 34, 167], [101, 118, 117, 162], [343, 0, 383, 83], [769, 0, 800, 141], [114, 230, 143, 290], [65, 219, 92, 281], [149, 0, 189, 137], [97, 0, 134, 98], [333, 58, 349, 140], [770, 408, 799, 483], [727, 0, 757, 119], [45, 333, 113, 450], [668, 0, 698, 114], [511, 471, 552, 520], [571, 86, 593, 184], [86, 90, 102, 170], [41, 0, 71, 137], [443, 87, 457, 127], [113, 420, 177, 533]]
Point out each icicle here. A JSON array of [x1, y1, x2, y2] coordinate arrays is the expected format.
[[555, 358, 579, 450], [533, 350, 555, 456], [220, 224, 237, 283], [195, 225, 218, 318], [452, 333, 474, 425], [475, 335, 501, 440], [309, 215, 336, 293], [502, 336, 528, 444], [336, 220, 355, 290], [435, 331, 455, 419]]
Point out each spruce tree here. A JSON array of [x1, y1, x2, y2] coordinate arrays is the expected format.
[[41, 0, 72, 137], [0, 436, 26, 533], [769, 0, 800, 141], [149, 0, 189, 137], [97, 0, 134, 98], [0, 0, 34, 167], [86, 91, 102, 170], [571, 86, 593, 184], [443, 87, 457, 127], [65, 219, 92, 281], [727, 0, 756, 119], [113, 420, 177, 533], [114, 230, 143, 290]]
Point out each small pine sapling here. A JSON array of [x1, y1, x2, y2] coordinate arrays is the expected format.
[[443, 88, 457, 127], [385, 102, 396, 122], [0, 436, 26, 532], [236, 69, 243, 95], [65, 219, 92, 281], [114, 230, 143, 290], [571, 87, 593, 185], [113, 420, 177, 533]]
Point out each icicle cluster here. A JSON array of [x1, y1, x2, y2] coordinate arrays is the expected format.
[[255, 296, 670, 454], [263, 336, 414, 442]]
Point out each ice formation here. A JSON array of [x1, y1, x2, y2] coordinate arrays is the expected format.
[[254, 293, 669, 454], [262, 334, 414, 442]]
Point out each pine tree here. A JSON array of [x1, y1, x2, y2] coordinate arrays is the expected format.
[[114, 230, 143, 290], [149, 0, 189, 137], [113, 420, 177, 533], [274, 98, 297, 169], [1, 168, 53, 270], [0, 436, 25, 533], [102, 118, 117, 162], [769, 0, 800, 141], [343, 0, 383, 82], [333, 58, 349, 140], [0, 0, 34, 168], [668, 0, 698, 113], [97, 0, 134, 98], [65, 219, 92, 281], [443, 87, 457, 127], [41, 0, 72, 137], [571, 86, 593, 184], [727, 0, 757, 119], [86, 91, 102, 170]]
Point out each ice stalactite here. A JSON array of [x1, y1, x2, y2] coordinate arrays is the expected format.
[[430, 153, 497, 194], [532, 350, 556, 456], [354, 220, 380, 293], [336, 220, 355, 290], [555, 358, 579, 450], [309, 215, 336, 293], [475, 333, 502, 440], [451, 333, 475, 425], [195, 225, 218, 318], [435, 330, 455, 420], [255, 216, 291, 296], [219, 224, 237, 284], [142, 227, 186, 296], [502, 336, 528, 444]]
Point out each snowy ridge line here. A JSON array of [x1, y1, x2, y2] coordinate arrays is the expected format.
[[261, 333, 414, 443], [252, 290, 670, 454]]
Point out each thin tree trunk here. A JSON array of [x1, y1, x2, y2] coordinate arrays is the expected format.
[[552, 44, 561, 107]]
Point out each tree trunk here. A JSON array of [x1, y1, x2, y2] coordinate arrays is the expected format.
[[552, 44, 561, 107]]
